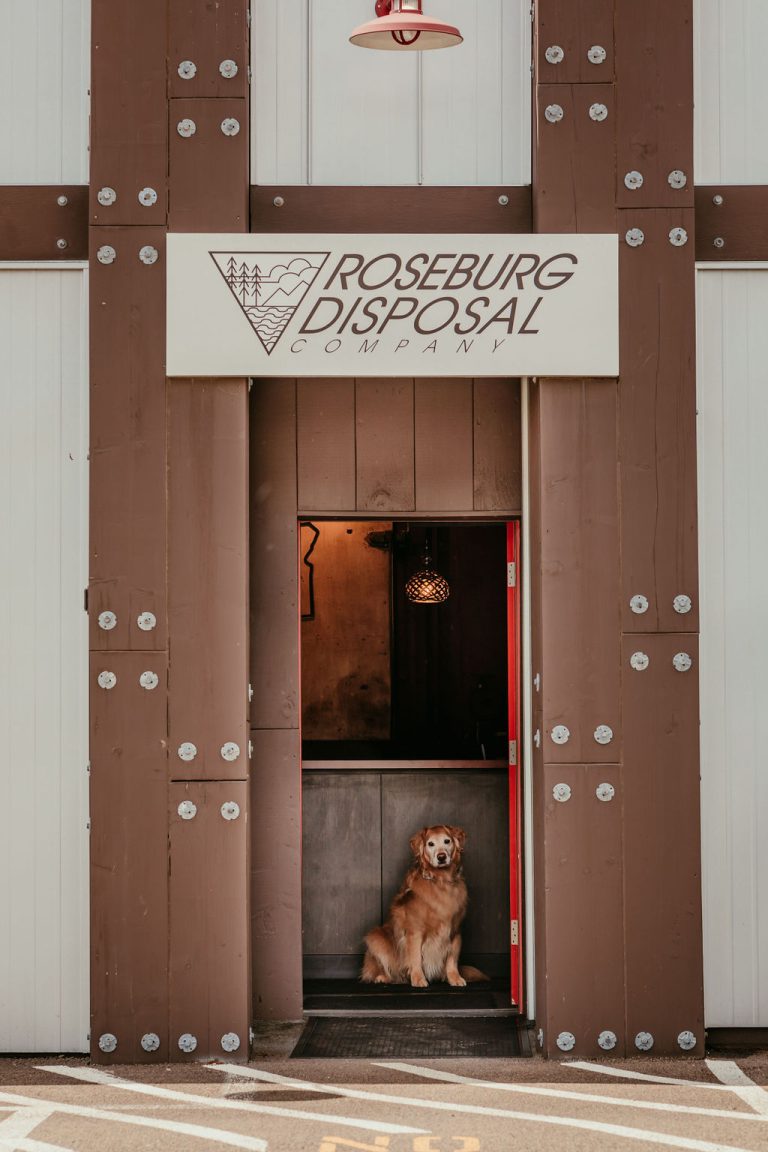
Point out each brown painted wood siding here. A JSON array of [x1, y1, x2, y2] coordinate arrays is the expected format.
[[532, 0, 702, 1058], [296, 378, 522, 516], [89, 0, 250, 1063]]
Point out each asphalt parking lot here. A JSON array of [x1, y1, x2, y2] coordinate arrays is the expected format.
[[2, 1031, 768, 1152]]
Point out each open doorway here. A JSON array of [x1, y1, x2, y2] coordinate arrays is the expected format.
[[299, 519, 520, 1014]]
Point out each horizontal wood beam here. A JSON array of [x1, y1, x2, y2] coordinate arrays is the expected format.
[[0, 187, 88, 260], [251, 185, 532, 234], [5, 184, 768, 259]]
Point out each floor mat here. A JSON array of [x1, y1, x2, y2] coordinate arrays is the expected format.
[[291, 1015, 529, 1058]]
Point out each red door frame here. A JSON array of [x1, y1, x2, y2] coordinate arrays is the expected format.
[[507, 520, 523, 1010]]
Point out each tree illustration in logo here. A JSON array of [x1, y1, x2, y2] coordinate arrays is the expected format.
[[211, 251, 329, 354]]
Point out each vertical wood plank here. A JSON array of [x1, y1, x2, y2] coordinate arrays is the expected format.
[[169, 781, 250, 1059], [90, 1, 167, 225], [168, 98, 249, 232], [356, 379, 415, 513], [250, 379, 299, 729], [618, 208, 698, 634], [473, 378, 522, 512], [89, 226, 167, 654], [534, 84, 616, 233], [539, 381, 621, 763], [415, 379, 473, 512], [89, 652, 169, 1063], [250, 728, 302, 1020], [622, 633, 703, 1051], [542, 764, 625, 1057], [535, 0, 615, 85], [168, 0, 249, 99], [168, 381, 249, 782], [615, 1, 694, 208], [297, 379, 356, 512]]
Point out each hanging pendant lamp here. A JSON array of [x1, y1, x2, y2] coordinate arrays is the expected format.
[[405, 537, 450, 604], [350, 0, 463, 52]]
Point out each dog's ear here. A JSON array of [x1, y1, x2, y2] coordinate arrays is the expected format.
[[449, 826, 466, 850], [410, 830, 426, 857]]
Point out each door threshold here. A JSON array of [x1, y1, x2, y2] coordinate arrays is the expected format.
[[304, 1007, 518, 1019]]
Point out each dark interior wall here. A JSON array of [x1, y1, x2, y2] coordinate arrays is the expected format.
[[392, 524, 508, 760]]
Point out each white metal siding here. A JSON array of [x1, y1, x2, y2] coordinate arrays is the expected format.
[[0, 0, 90, 183], [694, 0, 768, 183], [0, 268, 89, 1053], [697, 268, 768, 1027], [251, 0, 530, 186]]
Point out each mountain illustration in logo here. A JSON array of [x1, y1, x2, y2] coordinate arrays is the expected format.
[[210, 250, 330, 355]]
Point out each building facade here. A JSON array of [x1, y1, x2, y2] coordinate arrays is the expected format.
[[1, 0, 767, 1061]]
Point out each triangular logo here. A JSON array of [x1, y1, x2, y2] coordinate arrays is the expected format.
[[210, 250, 330, 355]]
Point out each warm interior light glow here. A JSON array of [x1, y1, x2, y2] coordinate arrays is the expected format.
[[405, 539, 450, 604]]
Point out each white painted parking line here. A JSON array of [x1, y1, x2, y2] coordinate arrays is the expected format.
[[38, 1065, 425, 1137], [0, 1090, 268, 1152], [0, 1105, 62, 1152], [566, 1062, 738, 1090], [705, 1061, 768, 1117], [4, 1140, 75, 1152], [211, 1064, 756, 1152], [375, 1061, 768, 1125]]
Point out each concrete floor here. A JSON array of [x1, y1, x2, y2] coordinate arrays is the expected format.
[[2, 1030, 768, 1152]]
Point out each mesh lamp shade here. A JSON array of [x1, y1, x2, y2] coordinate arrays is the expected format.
[[405, 553, 450, 604], [350, 0, 463, 51]]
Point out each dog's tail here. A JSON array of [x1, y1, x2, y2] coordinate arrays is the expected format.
[[459, 964, 490, 983]]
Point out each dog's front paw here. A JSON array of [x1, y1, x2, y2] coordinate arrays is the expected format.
[[410, 973, 428, 988], [448, 974, 467, 987]]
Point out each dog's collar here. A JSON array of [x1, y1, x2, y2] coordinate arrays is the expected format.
[[421, 866, 463, 882]]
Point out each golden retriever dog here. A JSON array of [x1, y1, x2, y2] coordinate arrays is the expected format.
[[361, 824, 487, 988]]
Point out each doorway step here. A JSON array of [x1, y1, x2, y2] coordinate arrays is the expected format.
[[303, 977, 514, 1016], [291, 1013, 532, 1058]]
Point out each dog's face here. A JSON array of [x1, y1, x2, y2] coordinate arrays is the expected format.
[[410, 825, 466, 870]]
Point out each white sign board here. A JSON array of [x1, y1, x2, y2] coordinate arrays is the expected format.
[[166, 233, 618, 378]]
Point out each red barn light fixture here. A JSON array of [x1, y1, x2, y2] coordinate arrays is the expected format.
[[350, 0, 463, 52]]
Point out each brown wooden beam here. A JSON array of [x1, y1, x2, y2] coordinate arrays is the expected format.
[[695, 185, 768, 261], [0, 187, 88, 260], [251, 185, 532, 234], [6, 183, 768, 262]]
